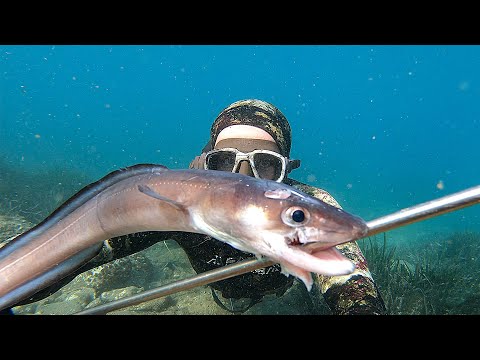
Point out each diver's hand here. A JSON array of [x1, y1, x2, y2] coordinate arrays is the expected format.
[[189, 153, 207, 170]]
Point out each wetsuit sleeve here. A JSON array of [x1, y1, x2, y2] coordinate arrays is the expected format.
[[286, 178, 387, 315], [90, 231, 179, 266]]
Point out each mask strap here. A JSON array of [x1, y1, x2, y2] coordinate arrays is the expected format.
[[287, 159, 301, 173]]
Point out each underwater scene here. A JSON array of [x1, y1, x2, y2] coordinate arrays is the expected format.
[[0, 45, 479, 315]]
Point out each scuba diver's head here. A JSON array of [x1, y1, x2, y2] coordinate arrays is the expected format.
[[210, 99, 292, 157], [192, 99, 300, 182]]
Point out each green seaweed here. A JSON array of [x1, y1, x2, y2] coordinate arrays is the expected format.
[[359, 231, 480, 314]]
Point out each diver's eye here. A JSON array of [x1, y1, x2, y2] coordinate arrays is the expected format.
[[281, 206, 310, 226]]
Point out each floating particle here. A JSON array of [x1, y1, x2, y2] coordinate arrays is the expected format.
[[436, 180, 444, 190]]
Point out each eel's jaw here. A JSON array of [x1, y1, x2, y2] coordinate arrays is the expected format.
[[198, 225, 358, 291], [259, 232, 356, 291], [277, 247, 355, 290]]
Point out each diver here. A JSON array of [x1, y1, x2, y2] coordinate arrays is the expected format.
[[182, 99, 386, 314], [10, 99, 387, 315]]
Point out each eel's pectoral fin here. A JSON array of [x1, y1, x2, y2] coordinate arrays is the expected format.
[[137, 184, 185, 211]]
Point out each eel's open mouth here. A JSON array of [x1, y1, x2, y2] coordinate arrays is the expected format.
[[284, 229, 341, 251], [284, 225, 367, 255], [275, 233, 357, 289]]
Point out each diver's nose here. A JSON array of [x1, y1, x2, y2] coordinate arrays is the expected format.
[[237, 160, 254, 177]]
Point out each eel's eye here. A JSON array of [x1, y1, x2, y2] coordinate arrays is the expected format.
[[291, 209, 305, 223], [282, 206, 310, 226]]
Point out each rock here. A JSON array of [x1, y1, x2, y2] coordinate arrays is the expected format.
[[68, 252, 156, 295], [35, 299, 85, 315]]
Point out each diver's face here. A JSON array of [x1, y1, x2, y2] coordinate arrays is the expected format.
[[215, 138, 281, 180], [213, 124, 286, 181]]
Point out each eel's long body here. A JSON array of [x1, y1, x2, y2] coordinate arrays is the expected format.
[[0, 164, 367, 310]]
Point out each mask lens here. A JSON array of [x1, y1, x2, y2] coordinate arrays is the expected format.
[[253, 152, 284, 181], [206, 151, 237, 171]]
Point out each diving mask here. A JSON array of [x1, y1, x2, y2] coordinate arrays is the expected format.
[[203, 138, 300, 182]]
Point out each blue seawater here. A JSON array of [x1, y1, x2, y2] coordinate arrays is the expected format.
[[1, 45, 479, 246]]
